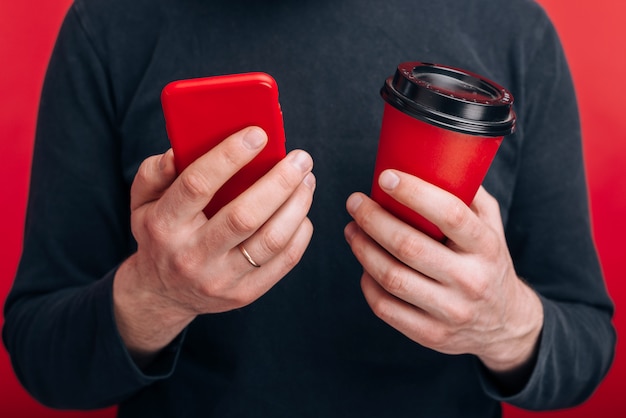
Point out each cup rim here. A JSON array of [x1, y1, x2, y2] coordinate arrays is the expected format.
[[381, 62, 516, 136]]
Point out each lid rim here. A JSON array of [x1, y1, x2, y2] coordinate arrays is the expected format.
[[383, 87, 516, 136], [382, 62, 516, 137]]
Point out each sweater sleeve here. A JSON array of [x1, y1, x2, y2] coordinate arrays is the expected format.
[[479, 8, 616, 410], [2, 5, 181, 409]]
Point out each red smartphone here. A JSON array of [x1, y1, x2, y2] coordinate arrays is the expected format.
[[161, 72, 287, 218]]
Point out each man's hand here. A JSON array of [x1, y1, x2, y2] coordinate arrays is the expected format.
[[113, 127, 315, 361], [344, 169, 543, 375]]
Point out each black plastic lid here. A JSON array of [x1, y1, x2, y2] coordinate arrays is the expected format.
[[381, 62, 516, 136]]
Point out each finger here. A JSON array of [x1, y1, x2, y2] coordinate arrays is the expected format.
[[237, 172, 316, 266], [346, 192, 457, 284], [229, 217, 314, 295], [470, 186, 505, 235], [360, 271, 451, 352], [130, 149, 177, 211], [344, 220, 447, 313], [206, 149, 314, 249], [362, 271, 467, 355], [156, 126, 268, 226], [377, 170, 487, 251]]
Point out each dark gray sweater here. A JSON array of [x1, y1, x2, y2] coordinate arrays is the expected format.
[[3, 0, 615, 416]]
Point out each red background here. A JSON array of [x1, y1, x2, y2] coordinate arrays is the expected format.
[[1, 1, 624, 416]]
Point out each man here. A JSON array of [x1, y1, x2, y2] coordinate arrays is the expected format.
[[3, 0, 615, 416]]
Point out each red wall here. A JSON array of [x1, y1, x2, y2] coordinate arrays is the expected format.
[[0, 2, 115, 416], [504, 0, 626, 416], [1, 1, 624, 416]]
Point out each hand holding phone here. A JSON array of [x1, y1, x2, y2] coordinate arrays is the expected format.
[[161, 72, 287, 218]]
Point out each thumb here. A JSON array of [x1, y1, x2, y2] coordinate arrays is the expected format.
[[130, 149, 177, 211]]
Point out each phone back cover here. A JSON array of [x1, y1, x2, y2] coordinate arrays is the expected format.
[[161, 73, 286, 218]]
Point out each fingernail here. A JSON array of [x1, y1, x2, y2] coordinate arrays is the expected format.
[[243, 127, 267, 150], [289, 150, 313, 173], [303, 172, 316, 189], [346, 193, 363, 213], [379, 170, 400, 191], [344, 222, 357, 242], [159, 149, 173, 170]]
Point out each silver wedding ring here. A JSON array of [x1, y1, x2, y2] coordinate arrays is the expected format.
[[238, 244, 261, 268]]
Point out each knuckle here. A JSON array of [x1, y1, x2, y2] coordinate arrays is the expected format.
[[425, 326, 451, 349], [179, 170, 213, 201], [469, 222, 492, 248], [442, 200, 468, 231], [273, 168, 298, 194], [282, 240, 305, 269], [196, 273, 240, 302], [370, 297, 395, 323], [219, 146, 249, 176], [197, 280, 221, 301], [142, 212, 170, 242], [221, 146, 240, 167], [481, 231, 501, 255], [447, 304, 474, 326], [379, 266, 409, 295], [225, 206, 258, 234], [466, 276, 490, 301], [457, 261, 491, 301], [262, 228, 288, 254], [169, 249, 201, 278], [394, 231, 426, 261], [226, 291, 255, 309]]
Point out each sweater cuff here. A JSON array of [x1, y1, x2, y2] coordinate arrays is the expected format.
[[477, 295, 553, 408], [96, 266, 186, 389]]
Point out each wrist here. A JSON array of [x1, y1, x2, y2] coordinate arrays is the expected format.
[[478, 279, 543, 395], [113, 254, 195, 363], [480, 279, 544, 373]]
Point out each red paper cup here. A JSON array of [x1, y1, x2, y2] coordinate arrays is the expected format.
[[371, 62, 516, 241]]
